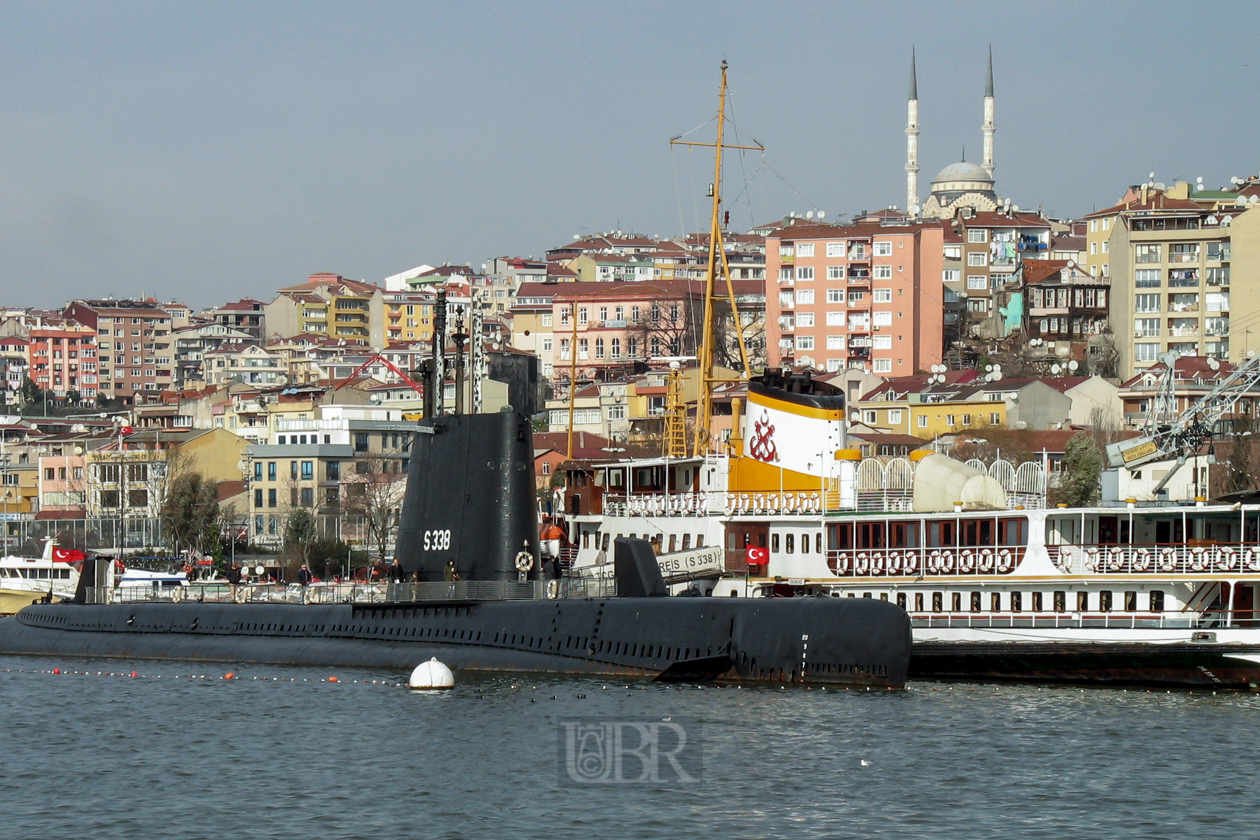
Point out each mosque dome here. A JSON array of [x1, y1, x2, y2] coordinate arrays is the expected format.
[[932, 161, 993, 184]]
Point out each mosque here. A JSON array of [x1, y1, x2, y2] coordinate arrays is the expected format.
[[906, 48, 1000, 220]]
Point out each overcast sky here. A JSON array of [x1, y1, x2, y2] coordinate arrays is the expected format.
[[2, 1, 1257, 308]]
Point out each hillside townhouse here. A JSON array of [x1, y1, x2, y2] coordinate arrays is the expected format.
[[510, 282, 559, 380], [203, 343, 288, 387], [173, 323, 258, 387], [955, 210, 1053, 325], [765, 220, 944, 375], [207, 298, 267, 339]]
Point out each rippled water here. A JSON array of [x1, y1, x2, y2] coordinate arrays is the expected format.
[[4, 655, 1258, 839]]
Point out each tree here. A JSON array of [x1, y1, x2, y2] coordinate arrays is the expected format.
[[160, 472, 221, 556], [284, 508, 318, 567], [1225, 420, 1257, 496], [342, 455, 407, 566], [1053, 434, 1103, 507]]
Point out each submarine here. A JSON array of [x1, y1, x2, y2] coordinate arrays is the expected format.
[[0, 410, 911, 687]]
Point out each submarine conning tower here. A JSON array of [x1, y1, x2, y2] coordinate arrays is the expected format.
[[394, 412, 539, 582]]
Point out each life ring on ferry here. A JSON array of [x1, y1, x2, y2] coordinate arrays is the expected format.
[[1084, 548, 1101, 573], [855, 553, 870, 576], [978, 550, 994, 573], [870, 554, 885, 576], [1248, 547, 1260, 572], [1159, 548, 1177, 573], [939, 552, 955, 574], [996, 550, 1014, 573], [1133, 548, 1152, 572], [1189, 548, 1207, 572], [886, 552, 902, 576], [1217, 547, 1238, 572], [928, 551, 943, 573], [514, 551, 534, 573], [958, 551, 975, 574], [233, 586, 248, 604], [902, 553, 919, 575], [171, 586, 184, 603], [1107, 547, 1126, 572]]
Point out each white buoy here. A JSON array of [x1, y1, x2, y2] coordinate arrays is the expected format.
[[408, 657, 455, 690]]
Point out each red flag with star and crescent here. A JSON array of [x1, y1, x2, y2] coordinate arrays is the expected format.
[[53, 548, 86, 564], [746, 546, 768, 565]]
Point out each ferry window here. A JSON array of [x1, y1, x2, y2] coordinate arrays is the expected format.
[[582, 531, 590, 549], [897, 593, 907, 609], [1149, 590, 1164, 611], [1124, 591, 1137, 612], [816, 533, 822, 554], [801, 534, 809, 555], [970, 592, 981, 612], [927, 520, 956, 548], [998, 518, 1028, 546], [961, 519, 995, 547], [1098, 517, 1119, 544], [1011, 591, 1022, 613], [991, 592, 1001, 611], [1031, 592, 1043, 612], [856, 523, 885, 549], [1099, 591, 1113, 612], [785, 534, 795, 554], [914, 593, 924, 612], [951, 592, 962, 612], [772, 534, 780, 553], [696, 536, 704, 548], [1054, 591, 1066, 612], [863, 592, 872, 598], [668, 535, 676, 553], [828, 523, 853, 551], [1078, 591, 1089, 612], [891, 522, 919, 549], [682, 534, 691, 550], [932, 592, 943, 612], [727, 533, 737, 550], [880, 593, 888, 601]]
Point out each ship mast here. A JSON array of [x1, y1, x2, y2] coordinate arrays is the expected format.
[[670, 60, 762, 456]]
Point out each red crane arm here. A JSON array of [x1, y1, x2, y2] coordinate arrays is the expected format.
[[333, 354, 425, 395]]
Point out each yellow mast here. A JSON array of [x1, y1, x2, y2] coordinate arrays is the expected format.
[[670, 60, 761, 457]]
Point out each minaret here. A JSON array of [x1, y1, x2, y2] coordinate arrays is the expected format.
[[981, 46, 995, 179], [905, 48, 920, 218]]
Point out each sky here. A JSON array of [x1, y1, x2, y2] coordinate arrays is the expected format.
[[2, 0, 1258, 309]]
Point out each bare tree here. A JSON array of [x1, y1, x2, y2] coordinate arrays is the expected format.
[[341, 455, 407, 566]]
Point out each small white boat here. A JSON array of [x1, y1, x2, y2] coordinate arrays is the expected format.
[[0, 539, 81, 613]]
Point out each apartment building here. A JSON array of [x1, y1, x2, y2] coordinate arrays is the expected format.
[[207, 298, 267, 339], [203, 343, 288, 386], [955, 211, 1052, 324], [63, 300, 172, 400], [264, 274, 384, 345], [1091, 189, 1236, 376], [381, 290, 435, 344], [764, 220, 944, 375], [173, 323, 258, 387], [25, 324, 98, 399]]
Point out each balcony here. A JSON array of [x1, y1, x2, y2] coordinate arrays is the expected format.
[[848, 247, 870, 261], [847, 270, 871, 283], [848, 321, 871, 333], [1168, 250, 1200, 264]]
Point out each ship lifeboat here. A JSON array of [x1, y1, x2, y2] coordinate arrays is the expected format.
[[1133, 548, 1152, 572], [958, 551, 975, 574], [996, 549, 1014, 573], [1159, 547, 1178, 572]]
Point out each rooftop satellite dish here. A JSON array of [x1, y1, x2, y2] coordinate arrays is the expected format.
[[1051, 364, 1062, 374], [985, 364, 993, 372], [1068, 360, 1079, 371], [1149, 172, 1156, 180], [806, 211, 815, 220], [817, 211, 826, 220], [1252, 196, 1259, 205], [1012, 205, 1020, 212], [789, 211, 797, 218], [992, 365, 1002, 375]]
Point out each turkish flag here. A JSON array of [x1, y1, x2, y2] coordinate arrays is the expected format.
[[746, 546, 769, 565], [53, 548, 86, 564]]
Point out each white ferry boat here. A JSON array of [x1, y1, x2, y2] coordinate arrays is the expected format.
[[0, 540, 80, 614], [559, 369, 1260, 689]]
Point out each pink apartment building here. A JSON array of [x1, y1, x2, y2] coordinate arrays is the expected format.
[[28, 325, 98, 399], [765, 220, 944, 375]]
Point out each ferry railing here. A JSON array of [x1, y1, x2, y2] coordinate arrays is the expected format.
[[908, 609, 1249, 631], [1049, 543, 1260, 575], [825, 548, 1025, 577]]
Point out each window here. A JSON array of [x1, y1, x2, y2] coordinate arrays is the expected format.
[[1135, 244, 1161, 263], [873, 312, 892, 326], [795, 290, 814, 305], [1010, 591, 1022, 612], [1134, 294, 1160, 313], [268, 488, 277, 508], [826, 242, 844, 257], [354, 433, 369, 452], [967, 275, 987, 290], [541, 313, 553, 327], [797, 243, 815, 257], [1099, 590, 1113, 612], [827, 266, 845, 281], [873, 265, 892, 280], [268, 462, 277, 481], [796, 266, 814, 281], [300, 461, 313, 480], [826, 336, 844, 349], [990, 413, 1001, 425], [873, 288, 892, 303], [1133, 343, 1159, 363], [943, 269, 960, 283], [967, 229, 988, 243], [611, 337, 621, 358], [917, 415, 927, 428], [873, 359, 892, 373], [594, 338, 605, 359], [1135, 269, 1161, 287], [874, 242, 892, 256], [826, 289, 844, 303], [300, 487, 314, 507], [797, 313, 814, 328], [290, 461, 298, 479], [967, 252, 987, 266], [826, 311, 845, 326], [796, 336, 815, 350], [599, 306, 607, 321], [1149, 590, 1164, 612], [326, 461, 340, 481]]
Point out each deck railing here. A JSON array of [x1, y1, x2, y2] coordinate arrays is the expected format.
[[826, 548, 1025, 577], [1049, 543, 1260, 575], [910, 610, 1253, 631]]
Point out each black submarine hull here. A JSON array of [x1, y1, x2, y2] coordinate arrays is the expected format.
[[0, 597, 910, 686]]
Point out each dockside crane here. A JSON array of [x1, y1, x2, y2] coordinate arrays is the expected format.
[[1106, 351, 1260, 494]]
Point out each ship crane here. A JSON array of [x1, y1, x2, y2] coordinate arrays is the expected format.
[[1105, 351, 1260, 493]]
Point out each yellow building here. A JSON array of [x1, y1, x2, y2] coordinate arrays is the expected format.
[[851, 398, 1007, 439]]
